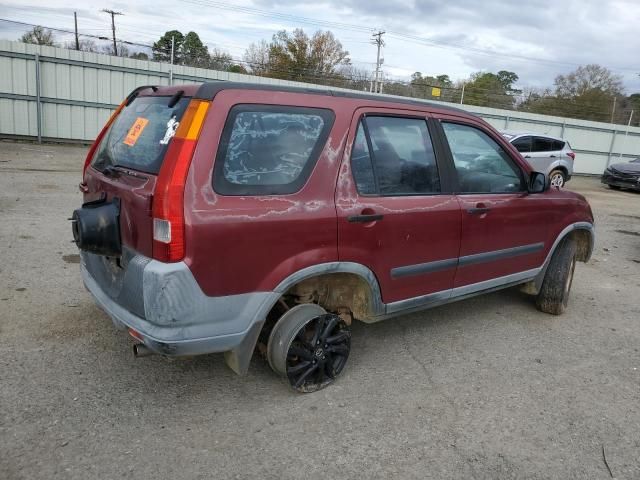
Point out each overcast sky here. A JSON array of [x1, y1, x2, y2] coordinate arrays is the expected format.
[[1, 0, 639, 91]]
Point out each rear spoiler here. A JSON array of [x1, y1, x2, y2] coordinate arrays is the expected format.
[[125, 85, 158, 106]]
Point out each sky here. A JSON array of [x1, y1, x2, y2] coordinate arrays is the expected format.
[[1, 0, 639, 92]]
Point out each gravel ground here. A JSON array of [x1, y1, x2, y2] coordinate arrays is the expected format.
[[1, 141, 639, 480]]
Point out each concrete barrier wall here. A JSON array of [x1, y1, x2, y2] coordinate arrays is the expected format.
[[1, 39, 639, 174]]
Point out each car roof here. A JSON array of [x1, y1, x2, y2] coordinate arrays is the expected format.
[[501, 131, 565, 142], [193, 81, 470, 116]]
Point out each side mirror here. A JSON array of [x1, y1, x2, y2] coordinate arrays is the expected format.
[[528, 171, 548, 193]]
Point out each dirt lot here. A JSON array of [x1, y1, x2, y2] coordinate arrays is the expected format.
[[1, 141, 639, 480]]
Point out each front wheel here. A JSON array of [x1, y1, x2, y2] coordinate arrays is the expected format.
[[267, 304, 351, 393], [535, 237, 577, 315], [549, 169, 566, 188]]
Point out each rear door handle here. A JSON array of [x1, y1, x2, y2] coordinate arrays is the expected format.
[[524, 155, 532, 159], [467, 206, 490, 215], [348, 214, 384, 223]]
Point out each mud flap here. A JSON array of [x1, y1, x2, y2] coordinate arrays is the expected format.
[[223, 320, 264, 375]]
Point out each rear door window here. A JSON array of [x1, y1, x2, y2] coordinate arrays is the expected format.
[[213, 105, 335, 195], [354, 116, 440, 195], [91, 95, 190, 174], [532, 137, 553, 152]]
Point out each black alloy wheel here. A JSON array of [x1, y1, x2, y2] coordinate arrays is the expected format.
[[267, 304, 351, 393]]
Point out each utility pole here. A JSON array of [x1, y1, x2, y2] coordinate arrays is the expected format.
[[101, 9, 123, 56], [74, 12, 79, 50], [460, 83, 465, 104], [169, 35, 175, 85], [611, 96, 617, 123], [371, 30, 385, 94]]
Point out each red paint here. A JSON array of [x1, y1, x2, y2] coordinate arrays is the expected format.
[[84, 166, 156, 257], [334, 107, 462, 303], [83, 85, 594, 303]]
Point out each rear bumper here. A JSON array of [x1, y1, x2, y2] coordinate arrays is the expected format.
[[601, 172, 640, 190], [81, 252, 279, 373]]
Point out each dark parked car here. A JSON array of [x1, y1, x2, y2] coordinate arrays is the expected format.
[[71, 82, 595, 392], [601, 158, 640, 191]]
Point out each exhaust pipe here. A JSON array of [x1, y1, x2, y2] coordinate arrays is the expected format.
[[133, 343, 154, 358]]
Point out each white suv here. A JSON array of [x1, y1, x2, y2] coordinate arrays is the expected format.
[[502, 133, 575, 187]]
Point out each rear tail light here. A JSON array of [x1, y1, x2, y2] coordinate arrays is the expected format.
[[152, 99, 210, 262], [567, 152, 575, 160], [153, 218, 171, 243], [82, 101, 126, 180]]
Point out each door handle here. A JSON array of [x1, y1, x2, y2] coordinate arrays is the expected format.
[[467, 203, 490, 215], [348, 214, 384, 223], [549, 155, 557, 158], [524, 155, 532, 159]]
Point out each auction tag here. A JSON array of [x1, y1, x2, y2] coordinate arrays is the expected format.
[[123, 117, 149, 146]]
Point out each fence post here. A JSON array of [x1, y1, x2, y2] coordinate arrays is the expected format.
[[606, 129, 617, 168], [34, 53, 42, 143]]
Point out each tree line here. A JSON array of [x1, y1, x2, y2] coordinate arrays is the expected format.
[[18, 25, 639, 126]]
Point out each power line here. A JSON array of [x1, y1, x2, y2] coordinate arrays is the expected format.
[[175, 0, 640, 74], [0, 17, 628, 121]]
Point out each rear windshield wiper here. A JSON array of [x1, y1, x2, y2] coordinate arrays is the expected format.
[[102, 165, 148, 179]]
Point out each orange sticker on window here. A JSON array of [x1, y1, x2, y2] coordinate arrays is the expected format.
[[123, 117, 149, 146]]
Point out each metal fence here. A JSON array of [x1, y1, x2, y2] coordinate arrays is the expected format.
[[1, 39, 639, 175]]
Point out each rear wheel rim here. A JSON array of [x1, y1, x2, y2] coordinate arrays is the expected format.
[[286, 314, 351, 393], [550, 172, 564, 188]]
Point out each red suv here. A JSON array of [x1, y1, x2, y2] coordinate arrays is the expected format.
[[72, 83, 594, 392]]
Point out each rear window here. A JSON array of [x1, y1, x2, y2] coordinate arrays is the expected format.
[[91, 95, 190, 174], [552, 140, 566, 150], [213, 105, 335, 195]]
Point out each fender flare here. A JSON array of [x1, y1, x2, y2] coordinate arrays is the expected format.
[[225, 262, 384, 375], [533, 221, 594, 291]]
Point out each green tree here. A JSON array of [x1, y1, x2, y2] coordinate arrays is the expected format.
[[463, 71, 519, 109], [20, 26, 55, 46], [182, 31, 209, 68], [523, 65, 624, 122], [244, 29, 350, 82], [152, 30, 184, 63], [410, 72, 456, 100]]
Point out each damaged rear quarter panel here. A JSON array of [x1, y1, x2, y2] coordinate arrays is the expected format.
[[183, 90, 352, 297]]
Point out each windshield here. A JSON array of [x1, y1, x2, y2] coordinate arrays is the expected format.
[[91, 95, 190, 174]]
